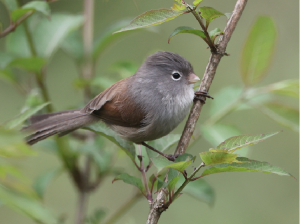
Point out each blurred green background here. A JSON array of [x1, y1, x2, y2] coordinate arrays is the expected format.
[[0, 0, 298, 224]]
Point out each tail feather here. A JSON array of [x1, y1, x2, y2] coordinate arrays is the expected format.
[[24, 109, 97, 145]]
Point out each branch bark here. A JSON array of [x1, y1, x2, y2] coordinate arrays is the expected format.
[[146, 0, 248, 223]]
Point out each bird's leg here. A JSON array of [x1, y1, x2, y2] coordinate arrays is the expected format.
[[141, 142, 177, 162], [194, 90, 214, 104]]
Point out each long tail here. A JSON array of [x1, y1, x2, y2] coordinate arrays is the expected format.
[[23, 109, 97, 145]]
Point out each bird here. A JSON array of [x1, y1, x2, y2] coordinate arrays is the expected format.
[[23, 51, 212, 161]]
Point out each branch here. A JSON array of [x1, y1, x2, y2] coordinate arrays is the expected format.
[[175, 0, 248, 155], [146, 1, 248, 223]]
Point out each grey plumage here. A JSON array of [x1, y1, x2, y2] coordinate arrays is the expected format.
[[24, 51, 197, 145]]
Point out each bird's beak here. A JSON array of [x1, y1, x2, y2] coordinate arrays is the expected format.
[[188, 73, 200, 84]]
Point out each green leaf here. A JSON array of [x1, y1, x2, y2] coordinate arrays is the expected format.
[[176, 175, 214, 206], [208, 28, 223, 43], [201, 157, 295, 179], [60, 30, 83, 62], [165, 159, 192, 173], [85, 123, 136, 161], [0, 128, 35, 157], [5, 102, 50, 129], [33, 13, 84, 58], [199, 7, 225, 27], [156, 169, 179, 192], [216, 132, 280, 153], [23, 1, 51, 18], [0, 69, 17, 84], [9, 57, 46, 73], [85, 209, 106, 224], [200, 151, 239, 165], [112, 173, 145, 193], [33, 168, 62, 198], [146, 134, 180, 159], [1, 0, 18, 11], [168, 176, 179, 190], [193, 0, 203, 7], [168, 26, 206, 43], [0, 52, 15, 69], [225, 12, 233, 20], [257, 103, 299, 132], [151, 157, 173, 174], [114, 9, 186, 34], [0, 185, 57, 224], [6, 25, 31, 57], [10, 8, 33, 22], [266, 80, 299, 98], [241, 16, 277, 85], [93, 19, 143, 60]]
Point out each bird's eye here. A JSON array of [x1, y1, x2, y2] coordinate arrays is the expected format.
[[172, 72, 181, 81]]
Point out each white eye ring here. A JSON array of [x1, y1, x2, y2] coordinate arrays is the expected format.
[[171, 71, 182, 81]]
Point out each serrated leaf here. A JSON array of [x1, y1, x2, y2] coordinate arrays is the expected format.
[[9, 57, 46, 73], [114, 9, 185, 34], [165, 159, 192, 173], [112, 173, 145, 193], [0, 128, 35, 157], [193, 0, 203, 7], [32, 13, 84, 58], [199, 7, 225, 27], [200, 151, 239, 165], [85, 123, 136, 161], [168, 26, 206, 43], [176, 175, 214, 206], [0, 185, 57, 224], [216, 132, 280, 153], [146, 134, 180, 159], [171, 3, 186, 11], [201, 157, 295, 178], [33, 168, 62, 198], [257, 103, 299, 132], [10, 8, 33, 22], [266, 80, 299, 98], [23, 1, 51, 18], [241, 16, 277, 85], [5, 102, 50, 129]]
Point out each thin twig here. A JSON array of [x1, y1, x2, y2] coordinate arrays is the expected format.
[[75, 191, 89, 224], [175, 0, 248, 156], [147, 1, 248, 223], [138, 145, 153, 203]]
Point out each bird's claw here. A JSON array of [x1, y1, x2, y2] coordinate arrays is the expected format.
[[194, 91, 214, 104]]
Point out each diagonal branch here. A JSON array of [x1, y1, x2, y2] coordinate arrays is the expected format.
[[146, 1, 248, 223]]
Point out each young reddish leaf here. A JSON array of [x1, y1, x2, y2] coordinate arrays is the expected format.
[[114, 9, 186, 34], [193, 0, 204, 7], [199, 7, 225, 27], [201, 157, 295, 179], [112, 173, 145, 194], [257, 103, 299, 132], [216, 132, 280, 153], [241, 16, 277, 86], [172, 3, 186, 11], [200, 151, 240, 165], [168, 26, 206, 43]]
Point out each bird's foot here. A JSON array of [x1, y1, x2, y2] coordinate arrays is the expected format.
[[194, 90, 214, 104]]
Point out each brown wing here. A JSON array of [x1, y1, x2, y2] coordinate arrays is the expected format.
[[81, 78, 146, 128]]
